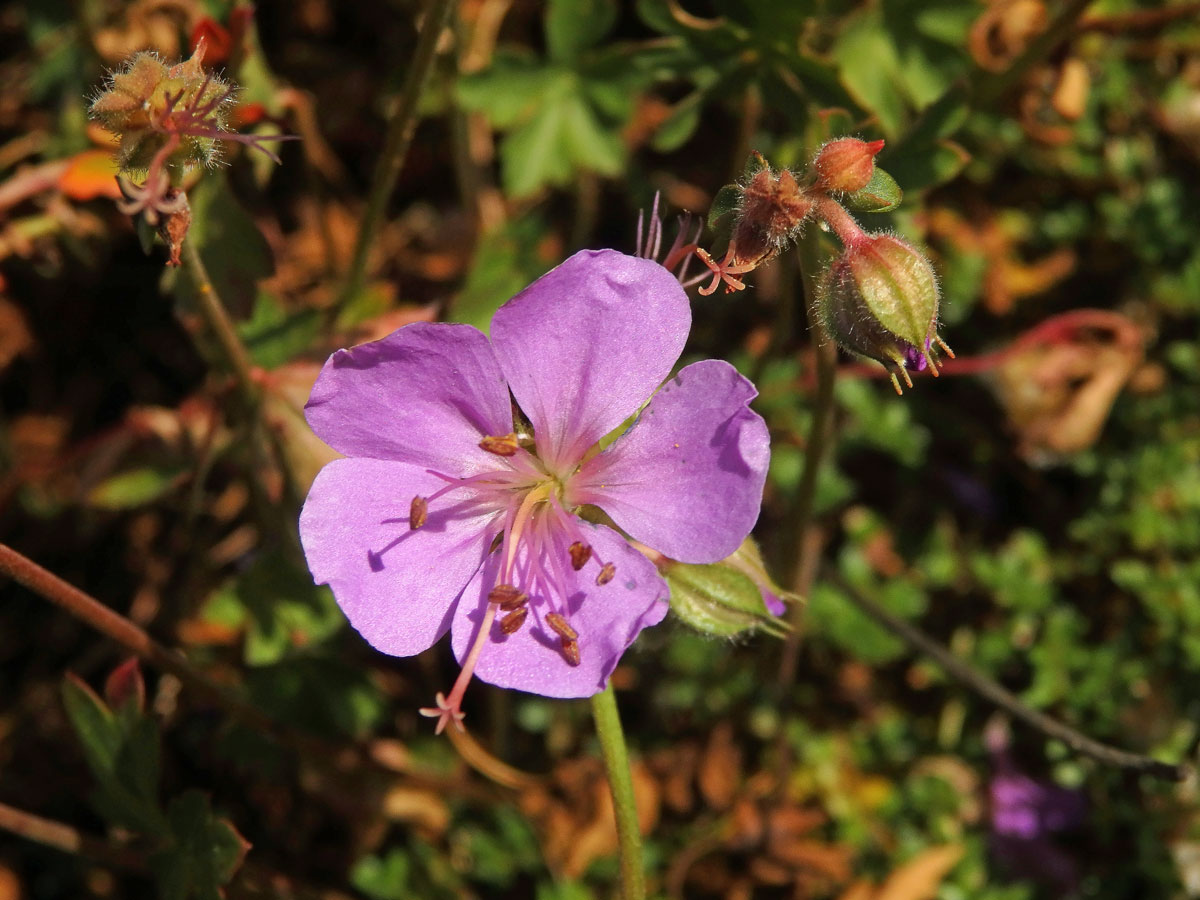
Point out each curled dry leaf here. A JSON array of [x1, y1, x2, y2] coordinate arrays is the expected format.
[[992, 312, 1145, 462], [924, 207, 1075, 316], [698, 722, 743, 811], [519, 756, 661, 879], [968, 0, 1047, 72]]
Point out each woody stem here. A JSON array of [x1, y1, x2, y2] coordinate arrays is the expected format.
[[591, 682, 646, 900]]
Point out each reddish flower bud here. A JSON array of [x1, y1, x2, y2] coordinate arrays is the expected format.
[[813, 138, 885, 194], [816, 233, 953, 393]]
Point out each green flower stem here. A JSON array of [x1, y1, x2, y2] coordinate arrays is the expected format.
[[179, 239, 302, 511], [335, 0, 458, 318], [773, 231, 838, 783], [591, 682, 646, 900]]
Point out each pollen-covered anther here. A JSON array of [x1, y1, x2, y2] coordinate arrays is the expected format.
[[479, 433, 520, 456], [409, 496, 428, 530], [488, 584, 526, 608], [545, 612, 578, 641], [499, 607, 528, 634], [560, 637, 581, 667], [568, 541, 593, 571], [596, 562, 616, 586]]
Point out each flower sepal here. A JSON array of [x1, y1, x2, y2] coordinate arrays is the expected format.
[[844, 167, 903, 214], [664, 558, 789, 639]]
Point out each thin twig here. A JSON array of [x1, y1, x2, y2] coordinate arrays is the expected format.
[[830, 573, 1191, 782], [0, 542, 526, 803], [0, 542, 281, 737], [334, 0, 458, 318], [0, 800, 146, 871], [179, 239, 304, 511]]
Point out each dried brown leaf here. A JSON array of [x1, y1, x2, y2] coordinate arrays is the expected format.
[[874, 844, 965, 900], [699, 722, 742, 810]]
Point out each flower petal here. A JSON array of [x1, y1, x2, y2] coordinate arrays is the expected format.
[[450, 522, 668, 698], [300, 457, 498, 657], [571, 359, 769, 563], [489, 250, 690, 471], [305, 323, 513, 472]]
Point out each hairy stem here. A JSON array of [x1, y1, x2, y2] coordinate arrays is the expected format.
[[0, 542, 281, 735], [772, 231, 839, 784], [833, 574, 1190, 782], [591, 682, 646, 900], [335, 0, 458, 317], [179, 239, 303, 511]]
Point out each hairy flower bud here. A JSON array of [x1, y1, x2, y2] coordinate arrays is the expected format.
[[813, 138, 885, 194], [816, 233, 953, 393], [89, 42, 233, 175]]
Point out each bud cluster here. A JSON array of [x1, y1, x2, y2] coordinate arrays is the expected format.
[[88, 36, 293, 265], [90, 41, 234, 177], [696, 138, 952, 392]]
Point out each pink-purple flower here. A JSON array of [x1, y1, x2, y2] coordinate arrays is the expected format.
[[299, 249, 769, 731]]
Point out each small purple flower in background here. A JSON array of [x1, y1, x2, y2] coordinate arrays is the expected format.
[[986, 719, 1087, 892], [300, 249, 769, 733]]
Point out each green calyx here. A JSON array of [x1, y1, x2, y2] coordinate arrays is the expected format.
[[665, 560, 786, 639]]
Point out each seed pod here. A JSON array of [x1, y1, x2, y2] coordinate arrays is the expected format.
[[816, 233, 952, 392]]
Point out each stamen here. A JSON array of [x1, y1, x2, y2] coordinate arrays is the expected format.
[[548, 495, 613, 579], [499, 607, 528, 634], [479, 433, 520, 456], [546, 612, 578, 641], [489, 584, 528, 609], [560, 637, 581, 667], [568, 541, 592, 571], [596, 562, 616, 585], [409, 496, 428, 530]]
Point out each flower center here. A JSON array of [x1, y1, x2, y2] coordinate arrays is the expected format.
[[417, 434, 616, 733]]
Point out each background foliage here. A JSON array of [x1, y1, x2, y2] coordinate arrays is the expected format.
[[1, 0, 1199, 898]]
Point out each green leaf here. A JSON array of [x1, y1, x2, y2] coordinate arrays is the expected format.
[[352, 850, 411, 900], [62, 673, 121, 776], [707, 184, 743, 231], [845, 166, 903, 213], [456, 53, 552, 128], [153, 792, 247, 900], [546, 0, 616, 62], [833, 11, 907, 137], [237, 291, 319, 369], [205, 548, 343, 666], [883, 138, 970, 193], [450, 215, 551, 332], [86, 465, 185, 509], [651, 91, 704, 152]]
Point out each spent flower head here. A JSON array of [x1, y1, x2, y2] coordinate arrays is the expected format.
[[300, 250, 770, 733]]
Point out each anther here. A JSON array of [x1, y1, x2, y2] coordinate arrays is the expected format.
[[479, 433, 520, 456], [568, 541, 593, 571], [488, 584, 526, 608], [499, 607, 528, 634], [560, 637, 581, 667], [409, 496, 428, 530], [596, 563, 616, 586], [546, 612, 578, 641]]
